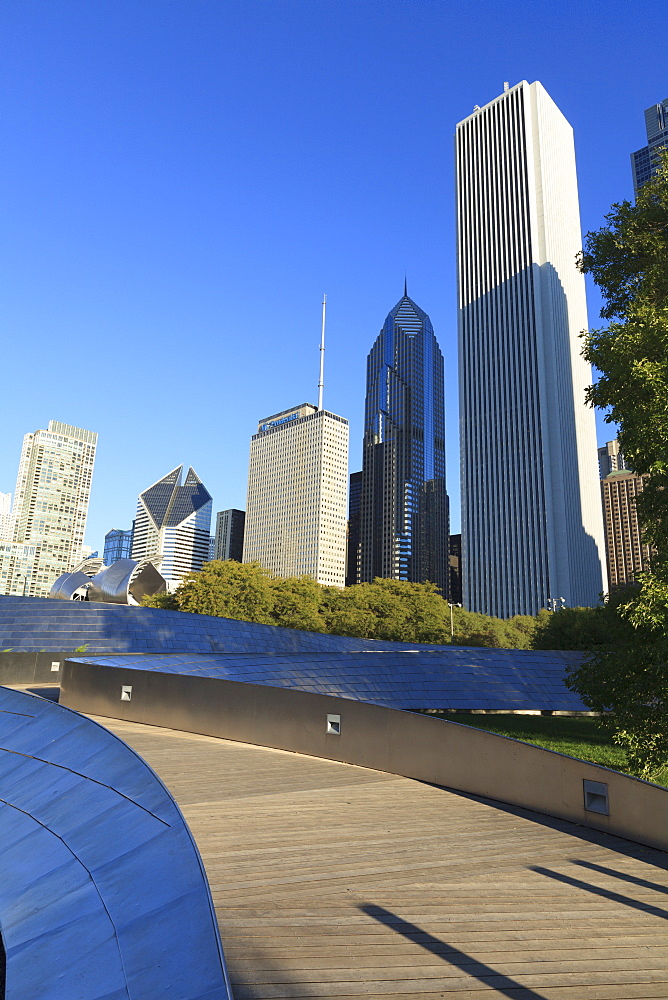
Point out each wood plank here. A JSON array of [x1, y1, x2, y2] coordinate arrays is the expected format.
[[95, 717, 668, 1000]]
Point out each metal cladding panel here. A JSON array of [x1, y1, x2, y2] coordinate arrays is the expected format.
[[0, 687, 230, 1000], [67, 648, 587, 712], [87, 559, 137, 603], [0, 595, 440, 653], [48, 571, 91, 600]]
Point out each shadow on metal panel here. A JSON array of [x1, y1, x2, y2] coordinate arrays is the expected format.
[[0, 686, 231, 1000]]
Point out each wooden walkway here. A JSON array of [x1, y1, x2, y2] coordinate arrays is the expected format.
[[97, 717, 668, 1000]]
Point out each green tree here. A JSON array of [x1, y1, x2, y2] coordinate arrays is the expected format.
[[565, 580, 668, 778], [141, 589, 179, 610], [568, 152, 668, 776], [173, 560, 275, 623], [267, 575, 326, 633], [323, 579, 451, 644], [579, 150, 668, 570], [531, 595, 636, 651]]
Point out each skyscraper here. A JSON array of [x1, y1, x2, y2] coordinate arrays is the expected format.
[[243, 403, 348, 586], [103, 528, 134, 565], [0, 493, 12, 541], [631, 98, 668, 195], [456, 81, 606, 617], [214, 509, 245, 562], [598, 439, 628, 480], [359, 290, 449, 594], [131, 466, 212, 586], [0, 420, 97, 597], [601, 469, 652, 590], [345, 471, 362, 588]]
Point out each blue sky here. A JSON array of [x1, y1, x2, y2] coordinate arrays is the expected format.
[[1, 0, 665, 552]]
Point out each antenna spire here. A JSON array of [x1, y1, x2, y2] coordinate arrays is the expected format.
[[318, 294, 326, 410], [404, 273, 408, 297]]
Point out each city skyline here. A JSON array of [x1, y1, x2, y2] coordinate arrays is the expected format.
[[0, 2, 664, 556]]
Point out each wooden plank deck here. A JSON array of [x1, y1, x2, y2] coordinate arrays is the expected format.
[[96, 717, 668, 1000]]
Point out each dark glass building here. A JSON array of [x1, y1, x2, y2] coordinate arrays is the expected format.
[[103, 528, 133, 565], [214, 509, 245, 562], [346, 471, 362, 587], [359, 289, 449, 595], [631, 98, 668, 196]]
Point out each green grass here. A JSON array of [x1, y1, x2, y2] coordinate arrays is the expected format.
[[423, 712, 668, 787]]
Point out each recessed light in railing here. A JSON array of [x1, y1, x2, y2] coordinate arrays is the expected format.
[[326, 714, 341, 735]]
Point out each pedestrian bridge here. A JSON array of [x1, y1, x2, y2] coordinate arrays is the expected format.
[[102, 714, 668, 1000]]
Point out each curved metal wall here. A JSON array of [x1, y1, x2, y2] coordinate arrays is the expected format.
[[0, 687, 231, 1000]]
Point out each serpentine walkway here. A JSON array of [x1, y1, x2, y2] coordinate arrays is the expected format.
[[98, 716, 668, 1000]]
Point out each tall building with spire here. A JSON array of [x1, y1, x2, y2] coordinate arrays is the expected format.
[[358, 288, 449, 594], [243, 403, 348, 586], [456, 81, 606, 617], [131, 466, 212, 586], [0, 420, 97, 597]]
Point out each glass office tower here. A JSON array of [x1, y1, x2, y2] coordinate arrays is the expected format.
[[631, 98, 668, 195], [359, 290, 449, 595], [103, 528, 133, 565]]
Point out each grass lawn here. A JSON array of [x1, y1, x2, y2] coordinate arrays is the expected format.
[[424, 712, 668, 787]]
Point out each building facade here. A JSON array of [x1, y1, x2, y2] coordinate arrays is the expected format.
[[214, 509, 245, 562], [103, 528, 133, 565], [243, 403, 348, 587], [449, 533, 462, 606], [631, 98, 668, 195], [131, 466, 212, 586], [598, 439, 628, 480], [601, 470, 652, 589], [0, 420, 97, 597], [346, 471, 362, 588], [358, 291, 449, 595], [0, 493, 12, 540], [456, 81, 606, 617]]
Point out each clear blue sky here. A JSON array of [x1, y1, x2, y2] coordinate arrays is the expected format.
[[1, 0, 665, 552]]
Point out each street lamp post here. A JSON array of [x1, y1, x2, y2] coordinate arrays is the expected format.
[[547, 597, 566, 612], [448, 602, 462, 638]]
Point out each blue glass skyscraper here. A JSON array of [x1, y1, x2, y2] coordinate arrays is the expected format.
[[358, 288, 449, 595], [631, 99, 668, 196]]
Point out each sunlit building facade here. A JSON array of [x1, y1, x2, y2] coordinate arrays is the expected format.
[[0, 420, 97, 597], [358, 291, 449, 595], [243, 403, 348, 587], [131, 466, 212, 586], [601, 470, 652, 589], [456, 81, 606, 617]]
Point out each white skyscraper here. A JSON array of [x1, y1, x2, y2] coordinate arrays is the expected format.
[[0, 493, 13, 541], [131, 466, 212, 587], [0, 420, 97, 597], [456, 81, 606, 617], [243, 403, 349, 587]]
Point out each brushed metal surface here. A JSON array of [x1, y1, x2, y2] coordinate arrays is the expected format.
[[0, 686, 231, 1000]]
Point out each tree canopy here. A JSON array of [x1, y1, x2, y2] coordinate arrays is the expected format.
[[142, 561, 543, 648], [568, 152, 668, 777], [579, 150, 668, 567]]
